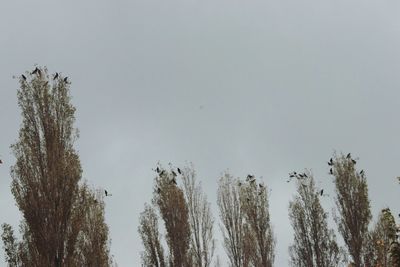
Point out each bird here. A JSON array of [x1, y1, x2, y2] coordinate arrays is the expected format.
[[247, 174, 255, 180], [329, 168, 333, 175], [352, 159, 356, 164], [63, 77, 68, 83], [21, 74, 26, 80], [177, 167, 181, 174], [105, 190, 108, 196], [346, 153, 351, 159], [54, 72, 59, 80], [0, 159, 3, 164], [320, 189, 324, 196], [259, 184, 264, 188], [156, 167, 160, 173], [328, 159, 333, 166], [31, 67, 39, 75], [360, 170, 364, 175], [171, 170, 177, 177], [298, 173, 304, 178], [303, 173, 308, 178]]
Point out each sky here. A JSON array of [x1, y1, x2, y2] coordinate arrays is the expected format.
[[1, 0, 400, 266]]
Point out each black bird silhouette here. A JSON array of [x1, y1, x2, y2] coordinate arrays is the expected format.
[[328, 158, 333, 166], [298, 173, 304, 178], [352, 159, 356, 164], [247, 174, 255, 180], [303, 173, 308, 178], [105, 190, 108, 196], [360, 170, 364, 175], [21, 74, 26, 80], [156, 167, 160, 173], [64, 77, 68, 83], [177, 168, 181, 174], [346, 153, 351, 159], [289, 174, 295, 178], [31, 67, 39, 75], [172, 170, 177, 177], [54, 72, 58, 80], [0, 159, 3, 164], [329, 168, 333, 175], [320, 189, 324, 196]]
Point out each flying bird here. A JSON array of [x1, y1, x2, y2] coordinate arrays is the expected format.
[[54, 72, 58, 80], [177, 167, 181, 174], [346, 153, 351, 159], [320, 189, 324, 196], [21, 74, 26, 80]]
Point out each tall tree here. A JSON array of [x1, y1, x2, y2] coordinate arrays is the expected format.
[[217, 173, 245, 267], [239, 177, 275, 267], [364, 208, 397, 267], [2, 67, 111, 267], [139, 165, 191, 267], [288, 173, 341, 267], [217, 172, 275, 267], [332, 154, 372, 267], [181, 164, 215, 267]]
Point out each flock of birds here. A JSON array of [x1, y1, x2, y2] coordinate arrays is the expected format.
[[21, 67, 69, 84], [286, 153, 362, 197]]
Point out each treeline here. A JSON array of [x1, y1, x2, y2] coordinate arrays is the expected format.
[[140, 158, 400, 267], [1, 67, 399, 267]]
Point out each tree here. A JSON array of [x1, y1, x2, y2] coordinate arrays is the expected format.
[[139, 165, 191, 267], [364, 208, 397, 267], [332, 154, 372, 267], [288, 173, 341, 267], [181, 164, 215, 267], [138, 204, 166, 267], [217, 173, 245, 267], [239, 177, 275, 267], [2, 67, 111, 266], [217, 172, 275, 267]]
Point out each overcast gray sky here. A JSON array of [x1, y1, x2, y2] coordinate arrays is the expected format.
[[1, 0, 400, 266]]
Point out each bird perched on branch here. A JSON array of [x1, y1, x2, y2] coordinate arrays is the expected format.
[[54, 72, 59, 80], [346, 153, 351, 159], [328, 158, 333, 166], [104, 190, 112, 197], [177, 167, 181, 174], [21, 74, 26, 80]]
